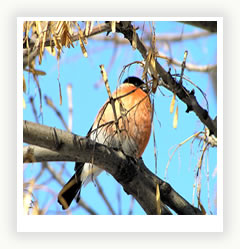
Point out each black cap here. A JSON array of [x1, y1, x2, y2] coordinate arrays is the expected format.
[[123, 76, 145, 88]]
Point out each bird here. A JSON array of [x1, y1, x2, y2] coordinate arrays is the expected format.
[[58, 76, 153, 210]]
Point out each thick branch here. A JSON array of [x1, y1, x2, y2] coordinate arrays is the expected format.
[[23, 145, 65, 163], [115, 22, 217, 137], [179, 21, 217, 33], [23, 120, 203, 215]]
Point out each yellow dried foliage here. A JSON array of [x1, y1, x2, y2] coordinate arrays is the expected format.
[[100, 64, 111, 97], [156, 183, 161, 215], [142, 49, 158, 93], [198, 200, 206, 215], [111, 21, 116, 33], [132, 27, 137, 50], [23, 76, 26, 92], [23, 21, 80, 63], [173, 105, 178, 129], [85, 21, 94, 36], [24, 68, 46, 76], [45, 46, 56, 56], [79, 35, 88, 58], [45, 96, 54, 108], [23, 180, 35, 215]]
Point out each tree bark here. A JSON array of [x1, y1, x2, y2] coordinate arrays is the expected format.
[[23, 120, 203, 215]]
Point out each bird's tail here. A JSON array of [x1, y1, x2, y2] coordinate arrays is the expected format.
[[58, 173, 82, 210]]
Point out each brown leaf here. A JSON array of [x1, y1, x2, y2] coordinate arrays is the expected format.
[[24, 68, 46, 76], [23, 76, 26, 92]]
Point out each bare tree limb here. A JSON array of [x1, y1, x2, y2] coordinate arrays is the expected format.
[[90, 30, 212, 43], [89, 32, 216, 73], [179, 21, 217, 33], [23, 33, 40, 69], [23, 120, 203, 215], [114, 21, 217, 137], [23, 145, 66, 163], [157, 51, 217, 72], [23, 147, 98, 214]]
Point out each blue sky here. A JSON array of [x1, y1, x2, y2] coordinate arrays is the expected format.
[[23, 21, 217, 215]]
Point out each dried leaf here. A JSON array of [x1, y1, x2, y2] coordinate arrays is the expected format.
[[23, 179, 35, 215], [142, 50, 152, 79], [132, 27, 137, 50], [173, 105, 178, 128], [24, 68, 46, 76], [156, 183, 161, 215], [45, 46, 56, 56], [85, 21, 90, 36], [23, 76, 26, 93], [78, 35, 88, 57], [61, 28, 67, 47], [149, 53, 158, 93], [41, 28, 47, 54], [85, 21, 93, 36], [38, 42, 43, 64], [45, 96, 54, 108], [143, 49, 158, 93], [111, 21, 116, 33], [23, 97, 26, 109], [31, 200, 40, 215], [35, 21, 42, 35], [56, 21, 64, 35], [53, 35, 61, 50], [56, 48, 61, 61], [100, 64, 111, 97], [170, 94, 176, 113], [80, 28, 88, 45]]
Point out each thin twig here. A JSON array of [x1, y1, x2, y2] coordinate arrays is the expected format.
[[156, 52, 217, 72], [115, 21, 217, 137], [44, 95, 69, 131], [95, 179, 116, 215]]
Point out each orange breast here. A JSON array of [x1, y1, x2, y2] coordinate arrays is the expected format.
[[91, 83, 152, 158]]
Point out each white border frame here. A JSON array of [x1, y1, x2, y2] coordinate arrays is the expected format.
[[18, 17, 223, 232]]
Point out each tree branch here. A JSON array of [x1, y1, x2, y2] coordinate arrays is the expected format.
[[115, 21, 217, 137], [179, 21, 217, 33], [23, 120, 203, 215], [157, 51, 217, 72], [90, 30, 212, 43]]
